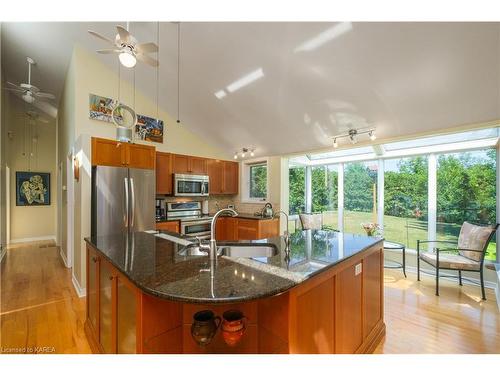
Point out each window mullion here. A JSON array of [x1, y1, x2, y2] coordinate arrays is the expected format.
[[428, 153, 437, 243]]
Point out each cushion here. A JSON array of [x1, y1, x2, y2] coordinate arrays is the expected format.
[[457, 222, 495, 261], [299, 213, 322, 230], [420, 251, 481, 271]]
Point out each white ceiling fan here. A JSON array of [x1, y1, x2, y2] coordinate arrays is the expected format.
[[5, 57, 56, 105], [88, 22, 159, 68]]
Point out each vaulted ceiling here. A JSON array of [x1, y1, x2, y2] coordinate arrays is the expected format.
[[2, 22, 499, 156]]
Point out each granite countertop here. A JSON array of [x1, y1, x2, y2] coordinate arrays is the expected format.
[[85, 230, 382, 304]]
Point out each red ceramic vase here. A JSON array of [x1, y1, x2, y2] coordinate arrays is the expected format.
[[221, 309, 247, 347]]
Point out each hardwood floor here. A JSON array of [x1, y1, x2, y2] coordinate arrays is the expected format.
[[0, 241, 91, 354], [375, 269, 500, 354], [1, 241, 498, 354]]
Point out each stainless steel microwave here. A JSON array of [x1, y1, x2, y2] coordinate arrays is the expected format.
[[174, 174, 209, 197]]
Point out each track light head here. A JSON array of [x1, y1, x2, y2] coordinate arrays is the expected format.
[[369, 130, 376, 141], [333, 138, 338, 148]]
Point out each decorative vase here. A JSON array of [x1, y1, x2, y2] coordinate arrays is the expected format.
[[221, 309, 247, 346], [191, 310, 221, 347]]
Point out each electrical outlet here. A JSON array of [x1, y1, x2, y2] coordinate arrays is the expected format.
[[355, 263, 362, 276]]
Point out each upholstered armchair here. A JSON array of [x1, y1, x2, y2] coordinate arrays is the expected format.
[[417, 222, 498, 300]]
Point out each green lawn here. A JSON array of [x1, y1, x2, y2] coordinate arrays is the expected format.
[[290, 210, 497, 261]]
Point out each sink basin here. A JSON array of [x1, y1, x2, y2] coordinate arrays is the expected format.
[[219, 245, 278, 258], [177, 245, 207, 257]]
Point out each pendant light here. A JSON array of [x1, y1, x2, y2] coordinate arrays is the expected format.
[[176, 22, 181, 124]]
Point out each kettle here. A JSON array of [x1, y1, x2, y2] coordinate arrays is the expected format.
[[261, 203, 274, 218]]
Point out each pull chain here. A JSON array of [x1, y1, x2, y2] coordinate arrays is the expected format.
[[177, 22, 181, 124]]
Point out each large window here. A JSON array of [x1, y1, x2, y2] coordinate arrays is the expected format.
[[311, 165, 338, 230], [344, 161, 378, 235], [289, 166, 305, 215], [249, 163, 267, 199], [437, 150, 497, 261], [384, 157, 428, 249]]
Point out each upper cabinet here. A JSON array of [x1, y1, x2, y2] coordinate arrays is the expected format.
[[156, 152, 173, 195], [172, 154, 207, 175], [92, 137, 155, 170], [207, 159, 239, 195]]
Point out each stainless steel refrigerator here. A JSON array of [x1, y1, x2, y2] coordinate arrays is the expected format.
[[91, 166, 155, 237]]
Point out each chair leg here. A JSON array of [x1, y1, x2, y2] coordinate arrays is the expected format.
[[458, 270, 462, 286], [435, 266, 439, 296], [480, 269, 486, 301], [417, 241, 420, 281]]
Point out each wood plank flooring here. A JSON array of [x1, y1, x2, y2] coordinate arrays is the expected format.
[[0, 241, 91, 354], [0, 241, 498, 354]]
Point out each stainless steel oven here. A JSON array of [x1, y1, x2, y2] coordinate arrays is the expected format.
[[174, 174, 209, 197], [180, 219, 212, 239]]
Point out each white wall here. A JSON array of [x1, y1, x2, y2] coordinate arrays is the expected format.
[[4, 95, 57, 242], [0, 22, 7, 260]]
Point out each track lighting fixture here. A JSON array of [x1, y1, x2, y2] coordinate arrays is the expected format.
[[331, 127, 376, 148], [233, 147, 256, 159]]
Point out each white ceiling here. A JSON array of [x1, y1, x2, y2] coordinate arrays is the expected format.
[[2, 22, 499, 156]]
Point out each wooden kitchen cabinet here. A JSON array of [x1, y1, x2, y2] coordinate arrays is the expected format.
[[172, 154, 207, 175], [223, 161, 239, 194], [216, 218, 278, 241], [207, 159, 224, 194], [207, 159, 239, 195], [156, 220, 180, 233], [92, 137, 155, 169], [99, 260, 114, 354], [87, 247, 99, 334], [156, 152, 173, 195], [116, 276, 139, 354]]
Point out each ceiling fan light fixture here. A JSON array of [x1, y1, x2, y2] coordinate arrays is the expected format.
[[119, 50, 137, 68], [22, 93, 35, 104], [234, 153, 238, 159]]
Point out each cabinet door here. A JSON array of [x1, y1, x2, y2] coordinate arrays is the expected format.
[[156, 152, 172, 194], [92, 137, 126, 167], [335, 262, 363, 353], [223, 161, 239, 194], [172, 154, 190, 174], [207, 159, 224, 194], [126, 143, 155, 169], [99, 261, 115, 353], [236, 219, 259, 240], [116, 276, 138, 354], [363, 249, 382, 338], [190, 156, 207, 175], [87, 248, 99, 332]]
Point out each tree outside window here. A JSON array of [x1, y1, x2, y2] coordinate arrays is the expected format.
[[249, 164, 267, 199]]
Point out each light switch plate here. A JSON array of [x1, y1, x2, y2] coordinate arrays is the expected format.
[[355, 263, 362, 276]]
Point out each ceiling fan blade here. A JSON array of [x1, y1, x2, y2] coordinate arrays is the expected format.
[[35, 92, 56, 100], [116, 25, 131, 43], [32, 99, 57, 118], [135, 42, 158, 53], [88, 30, 115, 45], [136, 53, 159, 67], [6, 81, 22, 89], [96, 49, 121, 54], [4, 87, 25, 93]]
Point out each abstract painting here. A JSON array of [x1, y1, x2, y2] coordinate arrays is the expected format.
[[89, 93, 121, 123], [135, 114, 164, 143], [16, 172, 51, 206]]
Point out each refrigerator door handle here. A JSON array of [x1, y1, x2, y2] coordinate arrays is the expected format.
[[130, 177, 135, 228], [124, 177, 129, 228]]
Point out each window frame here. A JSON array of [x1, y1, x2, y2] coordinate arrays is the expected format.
[[241, 158, 269, 203]]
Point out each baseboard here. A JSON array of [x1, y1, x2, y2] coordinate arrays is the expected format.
[[9, 235, 56, 244], [399, 265, 497, 290], [72, 273, 86, 298], [59, 248, 69, 268]]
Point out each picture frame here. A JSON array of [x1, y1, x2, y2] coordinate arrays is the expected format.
[[16, 171, 51, 206]]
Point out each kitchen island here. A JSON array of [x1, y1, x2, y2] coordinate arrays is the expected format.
[[84, 230, 385, 354]]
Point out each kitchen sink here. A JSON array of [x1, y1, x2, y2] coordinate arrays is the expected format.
[[219, 245, 278, 258], [177, 245, 207, 257]]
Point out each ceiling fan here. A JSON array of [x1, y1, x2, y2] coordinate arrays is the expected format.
[[88, 23, 159, 68], [26, 110, 49, 124], [5, 57, 55, 105]]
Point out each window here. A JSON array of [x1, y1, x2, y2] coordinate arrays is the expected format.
[[312, 165, 338, 230], [384, 156, 428, 249], [249, 163, 267, 199], [437, 150, 497, 261], [289, 166, 306, 215], [344, 161, 378, 235]]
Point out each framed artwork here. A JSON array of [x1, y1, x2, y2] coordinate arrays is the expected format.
[[89, 93, 121, 123], [135, 114, 164, 143], [16, 171, 51, 206]]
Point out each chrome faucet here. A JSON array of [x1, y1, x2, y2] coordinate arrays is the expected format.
[[200, 208, 238, 262], [274, 210, 290, 253]]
